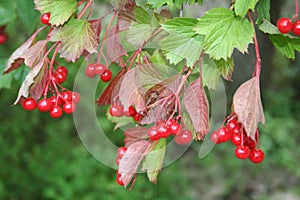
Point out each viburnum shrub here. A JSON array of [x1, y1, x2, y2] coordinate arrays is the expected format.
[[2, 0, 300, 189]]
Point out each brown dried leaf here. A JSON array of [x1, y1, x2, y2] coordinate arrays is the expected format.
[[21, 40, 48, 69], [233, 77, 265, 140], [4, 27, 46, 74], [119, 140, 152, 188], [106, 24, 128, 64], [13, 60, 47, 104], [96, 68, 126, 106], [124, 126, 149, 147], [184, 78, 210, 140]]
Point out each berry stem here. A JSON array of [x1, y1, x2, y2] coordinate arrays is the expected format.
[[296, 0, 299, 19], [78, 0, 93, 19], [248, 11, 261, 78]]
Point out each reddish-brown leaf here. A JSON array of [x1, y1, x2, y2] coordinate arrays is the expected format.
[[124, 126, 149, 147], [21, 40, 48, 69], [233, 77, 265, 140], [106, 24, 128, 64], [13, 60, 47, 104], [117, 0, 136, 31], [184, 78, 210, 140], [89, 19, 102, 43], [119, 140, 152, 188], [96, 68, 126, 106], [3, 27, 46, 74]]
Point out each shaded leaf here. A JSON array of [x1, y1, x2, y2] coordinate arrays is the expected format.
[[0, 0, 16, 26], [233, 77, 265, 140], [234, 0, 259, 17], [21, 40, 48, 69], [89, 19, 102, 43], [194, 8, 254, 60], [202, 55, 221, 90], [34, 0, 77, 26], [184, 78, 209, 140], [256, 0, 270, 25], [17, 0, 39, 32], [214, 57, 234, 81], [0, 59, 13, 89], [124, 126, 149, 147], [106, 24, 128, 64], [127, 23, 157, 46], [4, 27, 46, 74], [97, 68, 127, 106], [119, 140, 152, 188], [269, 34, 300, 60], [13, 60, 47, 104], [50, 19, 98, 62], [142, 139, 166, 184]]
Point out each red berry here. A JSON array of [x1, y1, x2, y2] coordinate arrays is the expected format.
[[226, 118, 240, 132], [128, 105, 137, 116], [169, 121, 180, 135], [63, 102, 76, 114], [117, 147, 127, 158], [85, 64, 97, 78], [56, 66, 68, 75], [54, 72, 67, 84], [72, 92, 80, 104], [40, 13, 50, 25], [292, 20, 300, 36], [211, 130, 221, 144], [116, 172, 124, 186], [277, 18, 293, 34], [235, 145, 250, 159], [174, 130, 193, 145], [61, 91, 73, 102], [37, 98, 52, 112], [231, 133, 244, 146], [249, 149, 265, 164], [132, 113, 142, 122], [94, 63, 107, 75], [50, 106, 63, 118], [0, 34, 7, 44], [101, 69, 112, 82], [22, 97, 37, 111], [245, 137, 257, 149], [148, 126, 160, 141], [157, 124, 171, 138], [110, 105, 124, 117], [217, 127, 231, 143], [115, 157, 121, 165], [49, 96, 63, 106]]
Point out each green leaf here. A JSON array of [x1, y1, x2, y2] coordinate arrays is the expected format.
[[162, 18, 198, 36], [146, 0, 173, 9], [106, 111, 133, 129], [194, 8, 254, 60], [214, 57, 234, 81], [34, 0, 77, 26], [142, 139, 166, 184], [0, 59, 13, 89], [127, 23, 157, 46], [234, 0, 259, 17], [135, 7, 152, 24], [202, 55, 220, 90], [269, 34, 300, 60], [258, 19, 281, 34], [256, 0, 270, 25], [161, 34, 204, 67], [17, 0, 39, 33], [50, 19, 98, 62], [0, 0, 17, 25]]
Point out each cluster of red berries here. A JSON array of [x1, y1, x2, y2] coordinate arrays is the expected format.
[[109, 104, 143, 122], [147, 119, 193, 145], [115, 146, 127, 186], [211, 116, 265, 164], [40, 13, 51, 25], [21, 66, 80, 118], [0, 26, 7, 44], [85, 63, 113, 82], [277, 17, 300, 35]]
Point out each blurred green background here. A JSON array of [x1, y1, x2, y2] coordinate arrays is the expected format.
[[0, 0, 300, 199]]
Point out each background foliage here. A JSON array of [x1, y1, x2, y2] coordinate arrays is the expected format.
[[0, 0, 300, 199]]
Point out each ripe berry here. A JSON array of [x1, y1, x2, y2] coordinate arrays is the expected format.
[[110, 105, 124, 117], [94, 63, 107, 75], [211, 130, 221, 144], [117, 147, 127, 158], [54, 72, 67, 84], [49, 96, 63, 106], [37, 98, 52, 112], [63, 102, 76, 114], [174, 130, 193, 145], [157, 124, 171, 138], [292, 20, 300, 36], [245, 137, 257, 149], [116, 172, 124, 186], [22, 98, 37, 111], [116, 157, 121, 165], [235, 145, 250, 160], [50, 106, 63, 118], [226, 118, 240, 132], [169, 121, 180, 135], [0, 34, 7, 44], [40, 13, 51, 25], [276, 18, 293, 34], [128, 105, 137, 116], [56, 66, 68, 76], [132, 113, 142, 122], [61, 91, 73, 102], [101, 69, 112, 82], [249, 149, 265, 164], [231, 133, 244, 146], [72, 92, 80, 103], [148, 126, 160, 141], [217, 127, 231, 143], [85, 64, 97, 78]]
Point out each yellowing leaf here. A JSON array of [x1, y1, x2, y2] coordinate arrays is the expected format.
[[50, 19, 98, 62], [233, 77, 265, 140]]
